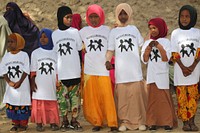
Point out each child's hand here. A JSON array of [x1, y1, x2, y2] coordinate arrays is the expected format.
[[31, 82, 37, 92], [8, 81, 15, 87], [181, 67, 192, 77], [149, 41, 155, 48], [105, 61, 113, 70], [13, 81, 22, 89]]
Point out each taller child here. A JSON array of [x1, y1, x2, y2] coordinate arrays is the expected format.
[[79, 4, 118, 132], [52, 6, 83, 132], [106, 3, 147, 132], [171, 5, 200, 131]]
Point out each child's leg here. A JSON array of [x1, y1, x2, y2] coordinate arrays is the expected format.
[[10, 120, 20, 132]]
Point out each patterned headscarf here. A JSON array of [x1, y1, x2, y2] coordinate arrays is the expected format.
[[38, 28, 53, 50], [86, 4, 105, 28], [57, 6, 72, 30], [178, 5, 197, 30], [148, 17, 168, 40], [8, 33, 25, 51], [115, 3, 133, 27]]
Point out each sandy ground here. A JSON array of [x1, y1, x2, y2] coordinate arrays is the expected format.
[[0, 94, 200, 133]]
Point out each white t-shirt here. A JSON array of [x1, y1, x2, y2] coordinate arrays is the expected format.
[[79, 25, 110, 76], [31, 48, 57, 100], [108, 25, 144, 83], [52, 27, 82, 80], [171, 28, 200, 86], [0, 51, 31, 105], [141, 38, 171, 89]]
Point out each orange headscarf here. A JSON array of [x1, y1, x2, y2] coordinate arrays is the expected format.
[[8, 33, 25, 52], [115, 3, 133, 27], [86, 4, 105, 28]]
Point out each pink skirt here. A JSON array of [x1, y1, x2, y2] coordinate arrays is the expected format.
[[31, 99, 60, 125]]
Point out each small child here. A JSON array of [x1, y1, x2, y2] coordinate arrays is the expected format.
[[141, 17, 178, 131], [52, 6, 83, 132], [171, 5, 200, 131], [30, 28, 60, 132], [0, 33, 31, 132]]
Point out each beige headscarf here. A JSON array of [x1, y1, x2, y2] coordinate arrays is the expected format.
[[115, 3, 133, 27], [8, 33, 25, 52]]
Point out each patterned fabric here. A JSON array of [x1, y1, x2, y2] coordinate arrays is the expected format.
[[176, 84, 199, 121], [57, 81, 80, 117], [6, 103, 31, 120]]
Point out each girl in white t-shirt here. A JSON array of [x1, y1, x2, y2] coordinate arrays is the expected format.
[[171, 5, 200, 131], [141, 17, 177, 131], [106, 3, 147, 132], [30, 28, 60, 132], [79, 4, 118, 132], [0, 33, 31, 132]]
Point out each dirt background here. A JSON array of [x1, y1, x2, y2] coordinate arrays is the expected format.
[[0, 0, 200, 132]]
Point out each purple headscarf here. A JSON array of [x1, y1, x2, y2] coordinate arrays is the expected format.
[[4, 2, 39, 57]]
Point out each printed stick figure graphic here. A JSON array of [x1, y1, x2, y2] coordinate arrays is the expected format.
[[7, 66, 14, 78], [187, 43, 196, 56], [180, 44, 189, 57], [39, 62, 47, 74], [151, 49, 161, 62], [46, 62, 54, 74], [13, 65, 22, 78], [88, 40, 96, 51], [125, 38, 134, 51], [63, 42, 73, 54], [118, 39, 128, 52], [58, 44, 66, 56], [95, 39, 104, 51]]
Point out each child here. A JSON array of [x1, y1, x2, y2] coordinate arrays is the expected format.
[[106, 3, 147, 131], [171, 5, 200, 131], [79, 4, 118, 132], [141, 17, 178, 131], [52, 6, 83, 132], [30, 28, 60, 132], [0, 33, 31, 132]]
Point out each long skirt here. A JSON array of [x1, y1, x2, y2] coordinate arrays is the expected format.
[[31, 99, 60, 125], [83, 75, 118, 127], [146, 83, 178, 127], [115, 80, 147, 130]]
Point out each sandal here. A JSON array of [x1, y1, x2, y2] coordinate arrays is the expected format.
[[50, 124, 59, 131], [10, 125, 19, 132], [71, 120, 83, 132], [60, 121, 70, 132], [18, 126, 27, 132], [36, 125, 45, 132]]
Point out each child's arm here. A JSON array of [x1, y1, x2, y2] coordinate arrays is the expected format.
[[105, 50, 114, 70], [30, 72, 37, 92], [155, 41, 168, 62], [3, 74, 15, 87], [13, 72, 28, 89], [188, 48, 200, 72]]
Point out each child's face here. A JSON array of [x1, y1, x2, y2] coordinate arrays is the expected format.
[[7, 38, 17, 51], [63, 14, 73, 27], [118, 10, 128, 24], [180, 10, 191, 27], [89, 13, 100, 27], [149, 25, 159, 38], [40, 32, 48, 45]]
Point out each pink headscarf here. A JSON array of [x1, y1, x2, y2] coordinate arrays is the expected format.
[[148, 17, 168, 40], [86, 4, 105, 28]]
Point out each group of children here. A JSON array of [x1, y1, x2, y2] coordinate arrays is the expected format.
[[0, 1, 199, 133]]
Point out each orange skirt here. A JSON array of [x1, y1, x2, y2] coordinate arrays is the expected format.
[[83, 75, 118, 127], [31, 99, 60, 125]]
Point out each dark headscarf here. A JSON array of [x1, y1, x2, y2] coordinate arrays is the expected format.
[[178, 5, 197, 30], [148, 17, 168, 40], [38, 28, 53, 50], [4, 2, 39, 57], [57, 6, 72, 30]]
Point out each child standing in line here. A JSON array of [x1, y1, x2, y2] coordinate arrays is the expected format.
[[141, 17, 178, 131], [52, 6, 83, 132], [30, 28, 60, 132], [0, 33, 31, 132], [171, 5, 200, 131], [79, 4, 118, 132], [106, 3, 147, 132]]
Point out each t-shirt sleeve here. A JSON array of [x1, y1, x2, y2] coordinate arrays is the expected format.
[[30, 50, 37, 72], [170, 30, 178, 53], [76, 31, 83, 51], [136, 27, 144, 47], [23, 53, 30, 75], [108, 30, 115, 51]]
